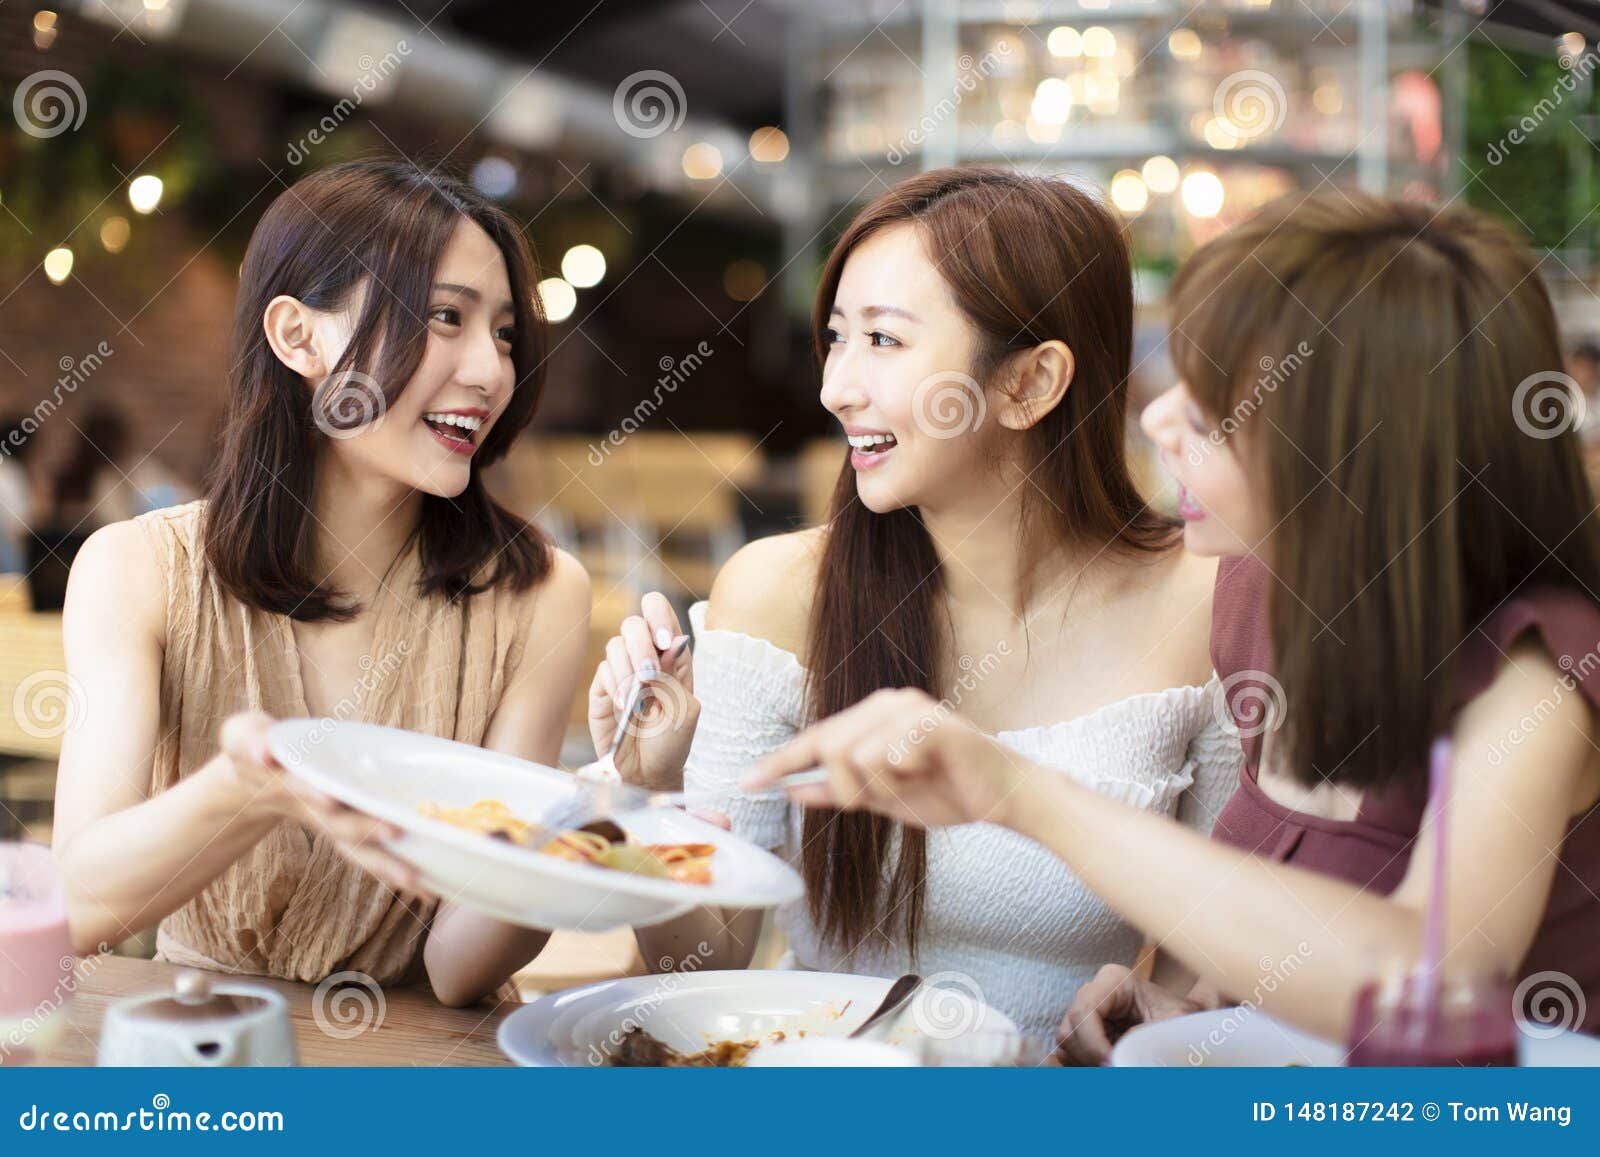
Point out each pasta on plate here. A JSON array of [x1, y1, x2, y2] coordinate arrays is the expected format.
[[416, 799, 716, 884]]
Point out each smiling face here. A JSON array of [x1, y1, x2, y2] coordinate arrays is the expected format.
[[1139, 381, 1269, 558], [311, 218, 520, 499], [820, 223, 1009, 515]]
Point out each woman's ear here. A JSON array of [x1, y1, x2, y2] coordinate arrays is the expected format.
[[262, 295, 327, 382], [994, 340, 1075, 431]]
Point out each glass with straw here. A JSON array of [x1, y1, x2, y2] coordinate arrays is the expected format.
[[1345, 737, 1519, 1066]]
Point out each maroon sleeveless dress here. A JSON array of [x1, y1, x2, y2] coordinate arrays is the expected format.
[[1209, 555, 1600, 1032]]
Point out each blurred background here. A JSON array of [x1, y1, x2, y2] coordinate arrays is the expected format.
[[1, 0, 1598, 978]]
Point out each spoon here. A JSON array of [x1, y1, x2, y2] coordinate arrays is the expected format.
[[849, 974, 923, 1039]]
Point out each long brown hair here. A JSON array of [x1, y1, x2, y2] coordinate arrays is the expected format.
[[205, 158, 550, 621], [1172, 191, 1600, 791], [804, 166, 1177, 956]]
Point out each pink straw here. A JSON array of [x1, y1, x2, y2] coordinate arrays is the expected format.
[[1418, 736, 1453, 1013]]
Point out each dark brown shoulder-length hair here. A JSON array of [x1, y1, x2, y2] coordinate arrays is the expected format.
[[1171, 191, 1600, 792], [804, 166, 1178, 957], [205, 157, 551, 621]]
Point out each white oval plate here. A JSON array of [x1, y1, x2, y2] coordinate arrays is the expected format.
[[1111, 1008, 1343, 1067], [266, 720, 803, 932], [1111, 1007, 1600, 1067], [498, 970, 1019, 1067]]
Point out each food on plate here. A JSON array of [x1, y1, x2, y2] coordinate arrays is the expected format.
[[609, 1026, 802, 1067], [417, 799, 535, 842], [416, 799, 716, 884]]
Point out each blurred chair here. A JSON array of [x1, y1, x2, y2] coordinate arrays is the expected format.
[[493, 433, 761, 601], [0, 604, 66, 842], [617, 433, 759, 597], [488, 433, 764, 730], [0, 575, 30, 616], [0, 612, 67, 760]]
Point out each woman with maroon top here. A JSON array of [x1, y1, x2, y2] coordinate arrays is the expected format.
[[745, 191, 1600, 1059]]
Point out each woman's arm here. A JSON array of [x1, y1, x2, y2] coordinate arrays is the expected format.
[[420, 549, 592, 1007], [51, 524, 413, 955], [749, 641, 1598, 1043], [628, 534, 821, 975]]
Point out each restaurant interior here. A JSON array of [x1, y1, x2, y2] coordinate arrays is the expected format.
[[3, 0, 1599, 1006]]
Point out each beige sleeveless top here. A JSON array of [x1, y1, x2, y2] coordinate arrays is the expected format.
[[135, 501, 540, 985]]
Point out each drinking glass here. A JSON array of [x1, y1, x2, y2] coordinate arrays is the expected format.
[[1346, 971, 1518, 1067], [0, 842, 76, 1066]]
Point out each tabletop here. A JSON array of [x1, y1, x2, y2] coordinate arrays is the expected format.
[[47, 954, 513, 1067]]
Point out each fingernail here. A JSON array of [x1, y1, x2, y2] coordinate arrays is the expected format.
[[655, 627, 673, 650], [640, 661, 660, 681]]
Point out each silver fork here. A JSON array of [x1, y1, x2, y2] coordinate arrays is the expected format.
[[543, 633, 823, 834], [534, 767, 829, 837]]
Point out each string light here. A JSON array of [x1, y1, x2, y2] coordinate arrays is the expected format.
[[1181, 170, 1225, 218], [749, 126, 789, 163], [1142, 156, 1180, 194], [560, 244, 606, 288], [682, 143, 723, 180], [128, 174, 164, 214], [44, 246, 73, 284], [537, 277, 577, 323]]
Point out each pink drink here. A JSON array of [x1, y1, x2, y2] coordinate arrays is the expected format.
[[1346, 975, 1518, 1067], [0, 844, 75, 1066]]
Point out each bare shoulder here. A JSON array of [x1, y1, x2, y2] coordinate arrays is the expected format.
[[538, 546, 591, 609], [1466, 637, 1584, 731], [64, 519, 166, 646], [525, 546, 591, 634], [1456, 637, 1597, 816], [705, 528, 824, 656]]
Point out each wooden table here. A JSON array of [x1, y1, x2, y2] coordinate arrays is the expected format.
[[48, 955, 513, 1066]]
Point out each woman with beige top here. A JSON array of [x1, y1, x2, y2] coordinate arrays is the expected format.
[[50, 159, 590, 1006]]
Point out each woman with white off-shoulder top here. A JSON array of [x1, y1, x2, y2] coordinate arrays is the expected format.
[[586, 167, 1244, 1040]]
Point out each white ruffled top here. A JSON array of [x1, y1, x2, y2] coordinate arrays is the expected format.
[[683, 601, 1245, 1040]]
